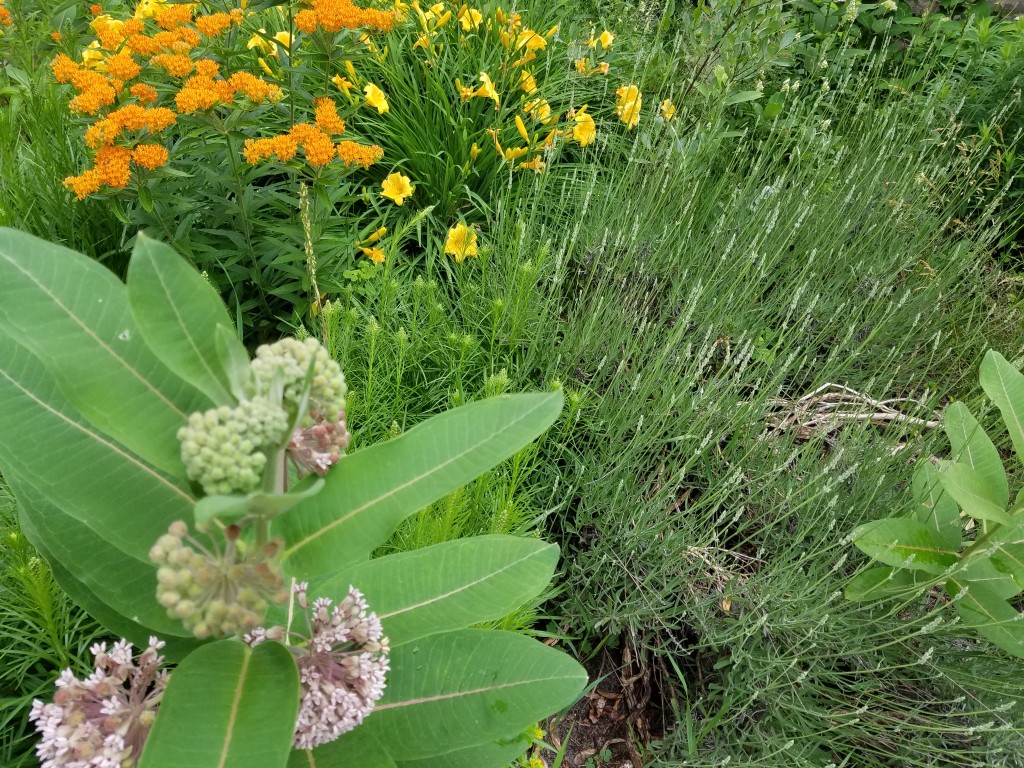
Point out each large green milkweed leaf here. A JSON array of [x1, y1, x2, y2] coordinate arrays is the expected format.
[[394, 734, 532, 768], [287, 729, 396, 768], [139, 640, 300, 768], [844, 566, 923, 601], [983, 515, 1024, 592], [11, 470, 196, 645], [939, 463, 1013, 526], [943, 401, 1008, 512], [850, 518, 959, 574], [127, 234, 245, 405], [0, 332, 195, 559], [912, 460, 962, 550], [0, 227, 210, 477], [276, 393, 564, 577], [272, 536, 559, 647], [947, 577, 1024, 657], [979, 350, 1024, 472], [356, 629, 586, 761]]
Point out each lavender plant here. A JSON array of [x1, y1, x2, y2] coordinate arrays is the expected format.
[[0, 227, 585, 768]]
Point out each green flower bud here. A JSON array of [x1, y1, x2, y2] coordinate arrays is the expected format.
[[251, 337, 347, 417], [177, 397, 288, 495]]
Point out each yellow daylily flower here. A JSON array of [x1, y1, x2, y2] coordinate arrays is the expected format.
[[258, 57, 274, 77], [247, 29, 275, 54], [475, 72, 499, 108], [503, 146, 529, 161], [458, 5, 482, 31], [332, 75, 354, 97], [455, 78, 474, 101], [362, 226, 387, 244], [345, 60, 359, 83], [519, 69, 537, 94], [381, 172, 414, 205], [274, 31, 293, 50], [660, 98, 676, 121], [588, 30, 615, 49], [364, 83, 389, 114], [574, 58, 588, 75], [572, 106, 596, 147], [524, 98, 551, 122], [515, 114, 530, 143], [593, 62, 610, 75], [360, 246, 386, 264], [135, 0, 166, 19], [469, 142, 480, 159], [615, 84, 642, 130], [444, 222, 479, 262], [517, 156, 544, 173], [81, 40, 107, 70], [414, 32, 431, 49]]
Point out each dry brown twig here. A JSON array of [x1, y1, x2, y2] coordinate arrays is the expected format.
[[764, 382, 942, 441]]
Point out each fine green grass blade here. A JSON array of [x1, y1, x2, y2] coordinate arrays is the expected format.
[[980, 350, 1024, 473], [850, 518, 960, 574], [139, 640, 300, 768], [274, 536, 559, 647], [127, 233, 244, 406], [0, 228, 211, 477], [276, 392, 563, 577], [356, 629, 586, 761], [943, 401, 1009, 511]]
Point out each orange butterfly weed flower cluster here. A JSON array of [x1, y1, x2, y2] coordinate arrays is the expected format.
[[54, 1, 285, 199], [244, 98, 383, 169], [0, 1, 13, 27], [295, 0, 395, 34]]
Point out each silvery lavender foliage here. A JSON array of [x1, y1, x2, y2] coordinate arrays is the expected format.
[[29, 637, 168, 768]]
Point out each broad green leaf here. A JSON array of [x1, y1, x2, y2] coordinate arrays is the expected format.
[[943, 401, 1008, 510], [724, 90, 764, 105], [216, 325, 254, 400], [0, 228, 211, 476], [983, 515, 1024, 591], [288, 727, 396, 768], [912, 460, 962, 550], [957, 553, 1022, 601], [8, 470, 192, 639], [273, 536, 558, 647], [0, 333, 195, 559], [939, 464, 1013, 526], [277, 393, 564, 577], [947, 578, 1024, 658], [194, 479, 324, 529], [359, 629, 586, 761], [844, 566, 923, 601], [139, 640, 300, 768], [850, 518, 959, 574], [395, 734, 531, 768], [127, 233, 243, 405], [979, 350, 1024, 469]]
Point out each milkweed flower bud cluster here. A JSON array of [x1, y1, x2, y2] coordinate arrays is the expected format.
[[247, 582, 390, 749], [29, 637, 168, 768], [251, 336, 348, 416], [150, 521, 289, 639], [178, 396, 289, 495]]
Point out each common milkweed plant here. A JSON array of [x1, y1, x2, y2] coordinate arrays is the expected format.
[[847, 350, 1024, 659], [0, 227, 585, 768]]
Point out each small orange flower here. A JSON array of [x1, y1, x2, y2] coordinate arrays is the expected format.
[[194, 59, 220, 78], [95, 144, 132, 188], [105, 52, 141, 81], [151, 53, 193, 78], [314, 98, 346, 135], [195, 13, 233, 38], [336, 141, 383, 167], [51, 31, 63, 42], [64, 168, 103, 199], [132, 143, 169, 170], [154, 4, 193, 30], [89, 4, 103, 16], [130, 83, 159, 104]]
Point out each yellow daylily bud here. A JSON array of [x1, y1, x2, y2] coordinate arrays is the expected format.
[[515, 114, 530, 143]]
